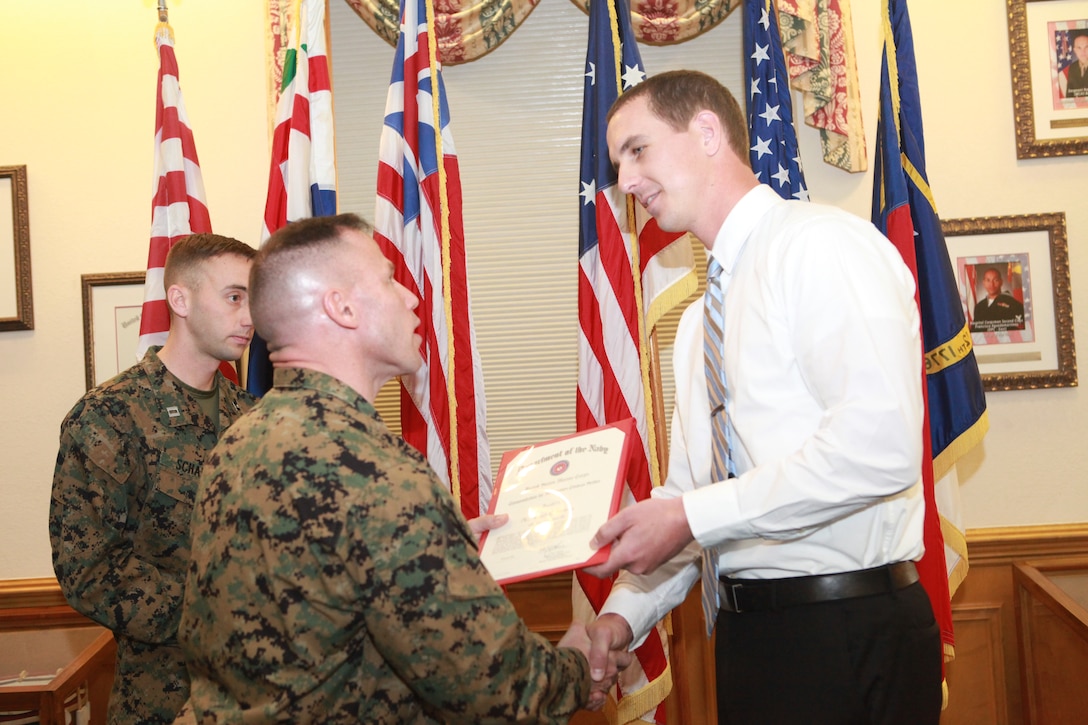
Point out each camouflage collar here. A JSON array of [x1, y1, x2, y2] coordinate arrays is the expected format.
[[271, 367, 376, 416], [138, 346, 227, 428]]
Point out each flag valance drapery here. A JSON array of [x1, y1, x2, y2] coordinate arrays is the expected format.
[[342, 0, 540, 64], [341, 0, 738, 61], [778, 0, 867, 172], [326, 0, 864, 171]]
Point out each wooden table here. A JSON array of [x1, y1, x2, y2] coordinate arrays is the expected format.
[[0, 626, 115, 725], [1013, 556, 1088, 725]]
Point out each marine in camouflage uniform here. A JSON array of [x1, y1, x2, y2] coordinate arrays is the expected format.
[[50, 347, 254, 725], [179, 367, 591, 723]]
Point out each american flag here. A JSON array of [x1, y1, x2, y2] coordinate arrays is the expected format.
[[137, 21, 221, 372], [246, 0, 337, 396], [872, 0, 988, 665], [575, 0, 688, 719], [374, 0, 491, 519], [744, 0, 809, 201]]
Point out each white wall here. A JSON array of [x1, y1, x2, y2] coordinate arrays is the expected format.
[[822, 1, 1088, 527], [0, 2, 268, 578], [0, 0, 1084, 581]]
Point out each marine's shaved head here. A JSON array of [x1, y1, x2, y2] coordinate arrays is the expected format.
[[250, 214, 373, 350]]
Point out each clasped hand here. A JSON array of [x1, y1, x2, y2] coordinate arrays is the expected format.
[[558, 621, 633, 711], [469, 498, 691, 710], [583, 496, 693, 578]]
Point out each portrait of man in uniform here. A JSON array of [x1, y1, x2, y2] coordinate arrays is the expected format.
[[968, 262, 1028, 335], [1049, 21, 1088, 108]]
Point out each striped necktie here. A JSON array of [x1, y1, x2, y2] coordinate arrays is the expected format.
[[700, 257, 736, 637]]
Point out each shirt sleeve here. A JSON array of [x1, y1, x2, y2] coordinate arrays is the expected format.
[[50, 406, 184, 644], [685, 214, 925, 548], [599, 396, 704, 646], [599, 541, 702, 648]]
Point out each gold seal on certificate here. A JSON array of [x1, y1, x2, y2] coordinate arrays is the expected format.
[[478, 419, 635, 585]]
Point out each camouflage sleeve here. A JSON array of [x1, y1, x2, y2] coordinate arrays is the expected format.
[[49, 410, 183, 644], [351, 480, 591, 723]]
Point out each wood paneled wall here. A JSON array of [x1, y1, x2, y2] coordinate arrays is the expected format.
[[504, 524, 1088, 724], [4, 524, 1086, 724], [0, 577, 91, 630], [941, 524, 1088, 725]]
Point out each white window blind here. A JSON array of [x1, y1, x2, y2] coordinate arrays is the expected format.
[[329, 0, 740, 478]]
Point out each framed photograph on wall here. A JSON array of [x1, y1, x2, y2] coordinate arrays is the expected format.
[[1009, 0, 1088, 157], [942, 213, 1076, 391], [0, 164, 33, 332], [81, 272, 146, 390]]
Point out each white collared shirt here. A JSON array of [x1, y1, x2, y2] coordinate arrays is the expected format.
[[602, 185, 927, 644]]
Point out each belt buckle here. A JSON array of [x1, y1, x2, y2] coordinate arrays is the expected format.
[[724, 582, 744, 613]]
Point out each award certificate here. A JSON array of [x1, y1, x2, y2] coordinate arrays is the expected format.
[[478, 419, 634, 585]]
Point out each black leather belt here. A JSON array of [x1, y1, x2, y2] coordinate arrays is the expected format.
[[718, 561, 919, 613]]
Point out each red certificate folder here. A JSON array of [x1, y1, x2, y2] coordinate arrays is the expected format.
[[477, 419, 635, 585]]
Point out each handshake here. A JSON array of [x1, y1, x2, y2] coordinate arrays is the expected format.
[[558, 614, 637, 711], [470, 514, 638, 712]]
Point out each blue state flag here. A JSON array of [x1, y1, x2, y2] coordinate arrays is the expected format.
[[871, 0, 988, 661]]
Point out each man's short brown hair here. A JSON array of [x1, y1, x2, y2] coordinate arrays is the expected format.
[[250, 213, 373, 345], [607, 70, 749, 160], [163, 233, 256, 290]]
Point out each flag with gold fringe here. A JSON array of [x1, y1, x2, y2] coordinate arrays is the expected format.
[[871, 0, 989, 673], [246, 0, 337, 396], [574, 0, 691, 720], [373, 0, 492, 519]]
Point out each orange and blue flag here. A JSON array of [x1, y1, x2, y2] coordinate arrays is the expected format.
[[871, 0, 988, 662]]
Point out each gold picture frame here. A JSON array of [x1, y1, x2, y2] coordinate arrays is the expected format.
[[81, 272, 146, 390], [0, 165, 33, 332], [942, 213, 1076, 391], [1008, 0, 1088, 158]]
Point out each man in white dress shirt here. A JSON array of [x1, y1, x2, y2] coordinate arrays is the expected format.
[[584, 70, 942, 724]]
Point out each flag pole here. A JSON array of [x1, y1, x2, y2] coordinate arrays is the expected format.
[[423, 0, 462, 504], [155, 2, 173, 48], [155, 1, 171, 42]]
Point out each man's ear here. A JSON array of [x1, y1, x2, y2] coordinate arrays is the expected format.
[[166, 284, 190, 319], [693, 109, 724, 156], [322, 287, 361, 330]]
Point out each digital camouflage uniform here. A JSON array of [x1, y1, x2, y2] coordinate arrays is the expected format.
[[179, 368, 591, 724], [50, 347, 255, 725]]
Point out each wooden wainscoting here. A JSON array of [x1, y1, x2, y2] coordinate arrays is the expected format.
[[4, 523, 1086, 724], [0, 577, 714, 723], [0, 579, 113, 724], [941, 523, 1088, 725], [507, 524, 1088, 725], [0, 577, 89, 630]]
